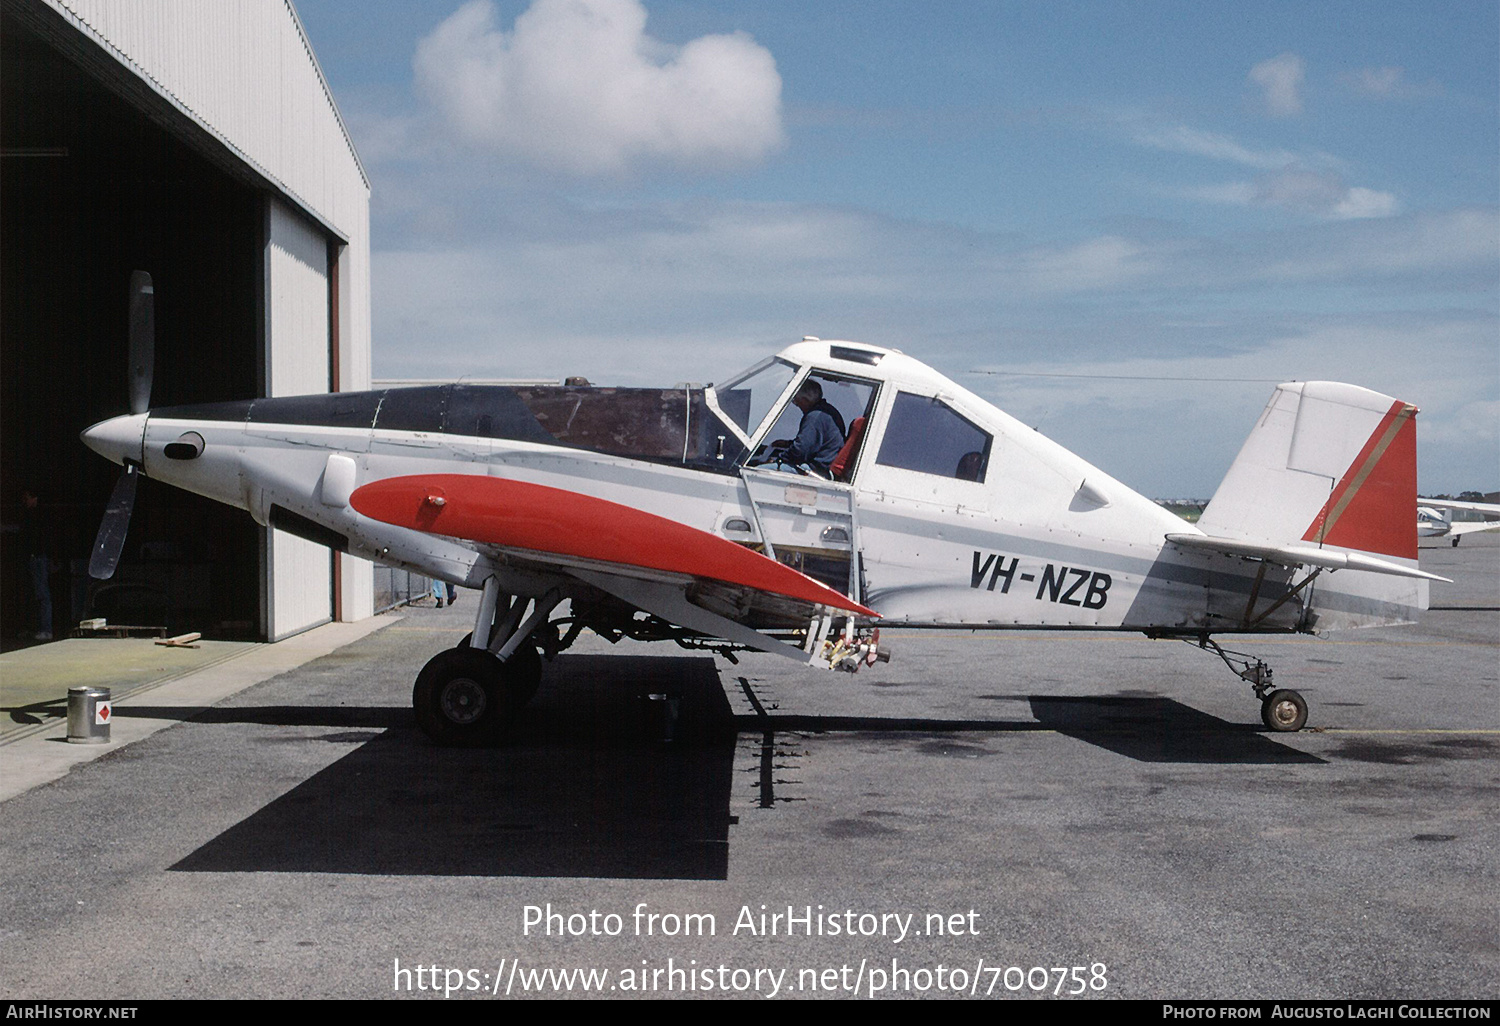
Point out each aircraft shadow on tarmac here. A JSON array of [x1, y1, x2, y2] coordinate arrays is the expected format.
[[158, 656, 1318, 881], [167, 655, 738, 880], [741, 695, 1323, 768], [1024, 695, 1324, 765]]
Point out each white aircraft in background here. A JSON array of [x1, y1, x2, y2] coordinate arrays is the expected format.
[[81, 273, 1446, 745], [1418, 498, 1500, 547]]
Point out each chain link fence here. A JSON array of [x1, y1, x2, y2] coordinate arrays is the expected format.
[[372, 566, 435, 614]]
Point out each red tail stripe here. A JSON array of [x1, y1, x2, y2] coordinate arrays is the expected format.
[[1302, 400, 1418, 560]]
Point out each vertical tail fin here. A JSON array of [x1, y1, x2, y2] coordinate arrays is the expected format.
[[1197, 382, 1425, 629], [1199, 382, 1418, 559]]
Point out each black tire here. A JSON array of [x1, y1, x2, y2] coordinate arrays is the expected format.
[[503, 642, 544, 706], [1261, 689, 1308, 732], [412, 645, 540, 746], [456, 631, 542, 703]]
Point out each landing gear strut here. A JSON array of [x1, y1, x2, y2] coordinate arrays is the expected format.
[[1193, 637, 1308, 732]]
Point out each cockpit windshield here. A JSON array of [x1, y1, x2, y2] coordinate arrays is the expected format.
[[711, 358, 799, 440]]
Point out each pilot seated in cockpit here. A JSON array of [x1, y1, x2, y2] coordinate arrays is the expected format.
[[768, 379, 846, 476]]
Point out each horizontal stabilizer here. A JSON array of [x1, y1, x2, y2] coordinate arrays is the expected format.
[[1166, 532, 1450, 582]]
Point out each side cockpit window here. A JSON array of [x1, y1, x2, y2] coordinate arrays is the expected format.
[[875, 392, 991, 483]]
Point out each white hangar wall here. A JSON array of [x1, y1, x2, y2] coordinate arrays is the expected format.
[[42, 0, 375, 636]]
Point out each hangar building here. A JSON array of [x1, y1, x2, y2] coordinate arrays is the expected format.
[[2, 0, 376, 645]]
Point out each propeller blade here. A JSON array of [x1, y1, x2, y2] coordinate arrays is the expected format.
[[89, 463, 139, 580], [128, 271, 154, 415]]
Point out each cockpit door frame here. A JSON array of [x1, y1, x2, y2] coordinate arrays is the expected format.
[[737, 464, 864, 603], [732, 367, 882, 604]]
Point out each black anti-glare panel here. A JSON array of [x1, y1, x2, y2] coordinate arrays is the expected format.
[[248, 391, 383, 429], [445, 386, 556, 444], [149, 399, 254, 423], [371, 386, 443, 433]]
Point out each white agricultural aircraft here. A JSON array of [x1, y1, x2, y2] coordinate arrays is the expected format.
[[1417, 498, 1500, 547], [82, 273, 1446, 744]]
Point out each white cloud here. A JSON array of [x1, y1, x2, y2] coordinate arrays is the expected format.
[[1117, 116, 1400, 222], [1255, 206, 1497, 281], [1342, 66, 1442, 99], [1249, 52, 1305, 117], [1258, 169, 1397, 220], [1185, 168, 1398, 220], [1330, 186, 1399, 220], [1349, 66, 1401, 97], [1124, 119, 1341, 172], [1132, 123, 1302, 169], [1005, 236, 1158, 293], [1254, 168, 1347, 212], [412, 0, 785, 175]]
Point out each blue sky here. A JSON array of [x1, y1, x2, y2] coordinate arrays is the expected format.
[[294, 0, 1497, 496]]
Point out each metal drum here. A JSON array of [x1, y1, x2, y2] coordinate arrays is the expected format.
[[66, 686, 112, 744]]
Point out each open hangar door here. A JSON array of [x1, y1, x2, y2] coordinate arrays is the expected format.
[[263, 196, 337, 641], [1, 6, 332, 647]]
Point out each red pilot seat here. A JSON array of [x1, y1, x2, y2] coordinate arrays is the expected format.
[[830, 416, 867, 482]]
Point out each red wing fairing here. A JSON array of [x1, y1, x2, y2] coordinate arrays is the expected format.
[[350, 474, 876, 619]]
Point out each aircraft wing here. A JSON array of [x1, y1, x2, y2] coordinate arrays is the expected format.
[[1443, 520, 1500, 539], [1417, 498, 1500, 517], [1165, 533, 1451, 582], [350, 474, 876, 656]]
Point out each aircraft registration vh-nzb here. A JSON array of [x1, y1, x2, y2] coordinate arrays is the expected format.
[[82, 273, 1445, 744]]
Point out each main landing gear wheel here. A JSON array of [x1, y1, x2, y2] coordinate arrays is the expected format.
[[456, 631, 544, 705], [413, 644, 543, 746], [1260, 689, 1308, 732]]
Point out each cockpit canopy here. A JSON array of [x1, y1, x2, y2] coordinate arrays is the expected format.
[[151, 339, 994, 483]]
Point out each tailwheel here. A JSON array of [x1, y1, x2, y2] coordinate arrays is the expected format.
[[1189, 636, 1309, 732], [1260, 688, 1308, 732], [413, 644, 542, 746]]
